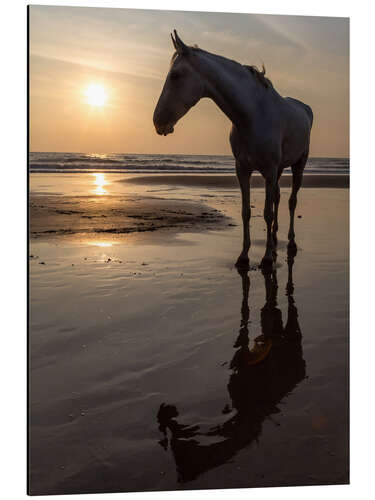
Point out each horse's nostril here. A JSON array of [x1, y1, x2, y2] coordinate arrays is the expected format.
[[154, 121, 175, 136]]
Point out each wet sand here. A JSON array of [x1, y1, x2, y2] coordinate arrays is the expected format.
[[30, 194, 228, 239], [28, 173, 349, 495]]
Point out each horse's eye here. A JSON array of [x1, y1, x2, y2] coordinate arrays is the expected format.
[[170, 72, 181, 80]]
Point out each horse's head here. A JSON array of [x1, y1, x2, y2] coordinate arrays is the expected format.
[[153, 30, 205, 136]]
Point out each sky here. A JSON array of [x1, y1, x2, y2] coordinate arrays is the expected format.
[[29, 6, 349, 157]]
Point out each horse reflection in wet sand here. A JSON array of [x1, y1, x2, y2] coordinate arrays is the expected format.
[[154, 31, 313, 269], [157, 249, 306, 484]]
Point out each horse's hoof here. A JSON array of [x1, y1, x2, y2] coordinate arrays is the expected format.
[[260, 256, 274, 270], [235, 256, 249, 270]]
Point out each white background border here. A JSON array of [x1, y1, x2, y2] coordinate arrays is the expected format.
[[1, 0, 374, 499]]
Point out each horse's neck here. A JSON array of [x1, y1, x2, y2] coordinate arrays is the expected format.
[[194, 51, 259, 125]]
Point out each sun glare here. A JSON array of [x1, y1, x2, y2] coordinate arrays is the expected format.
[[92, 172, 108, 195], [92, 242, 113, 248], [85, 84, 108, 107]]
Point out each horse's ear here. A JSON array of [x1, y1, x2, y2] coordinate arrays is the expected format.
[[171, 29, 188, 55], [170, 32, 178, 51]]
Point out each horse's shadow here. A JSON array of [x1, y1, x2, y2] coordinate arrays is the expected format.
[[156, 249, 306, 484]]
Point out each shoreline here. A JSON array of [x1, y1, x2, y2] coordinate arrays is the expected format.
[[123, 173, 349, 189]]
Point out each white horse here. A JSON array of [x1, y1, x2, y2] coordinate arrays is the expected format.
[[153, 31, 313, 269]]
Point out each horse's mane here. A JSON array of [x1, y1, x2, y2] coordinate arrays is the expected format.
[[243, 65, 273, 89], [170, 47, 273, 89]]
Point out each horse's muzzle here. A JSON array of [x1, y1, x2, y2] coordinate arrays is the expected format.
[[155, 124, 174, 136]]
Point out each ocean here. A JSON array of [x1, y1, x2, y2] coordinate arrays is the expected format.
[[29, 153, 349, 175]]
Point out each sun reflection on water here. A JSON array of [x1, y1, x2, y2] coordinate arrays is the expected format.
[[92, 173, 109, 195], [88, 241, 114, 247]]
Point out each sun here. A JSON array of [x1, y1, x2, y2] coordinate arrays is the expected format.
[[85, 83, 108, 107]]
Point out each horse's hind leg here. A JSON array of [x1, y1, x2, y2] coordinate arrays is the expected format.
[[261, 174, 277, 269], [288, 152, 308, 252]]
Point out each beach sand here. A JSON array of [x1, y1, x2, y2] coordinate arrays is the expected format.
[[28, 173, 349, 495]]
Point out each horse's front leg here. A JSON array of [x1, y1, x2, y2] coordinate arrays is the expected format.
[[261, 176, 277, 269], [235, 167, 251, 269], [272, 180, 281, 245]]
